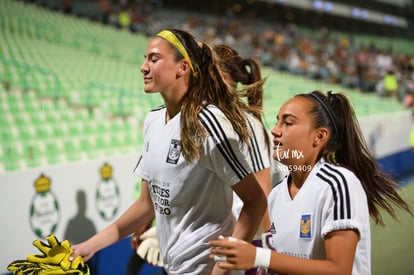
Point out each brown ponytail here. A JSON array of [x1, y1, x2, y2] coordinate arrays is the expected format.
[[298, 91, 412, 225]]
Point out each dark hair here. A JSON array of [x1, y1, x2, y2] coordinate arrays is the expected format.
[[297, 91, 412, 225], [213, 44, 264, 108], [157, 29, 252, 162], [213, 44, 270, 154]]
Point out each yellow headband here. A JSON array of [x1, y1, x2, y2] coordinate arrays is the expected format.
[[156, 30, 198, 78]]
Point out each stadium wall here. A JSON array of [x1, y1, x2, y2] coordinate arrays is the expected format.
[[358, 110, 414, 181], [1, 110, 414, 274], [0, 154, 140, 274]]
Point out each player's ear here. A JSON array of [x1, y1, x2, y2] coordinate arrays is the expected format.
[[177, 60, 190, 77], [313, 127, 329, 146]]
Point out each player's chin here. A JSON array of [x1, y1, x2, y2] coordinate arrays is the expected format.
[[143, 87, 158, 94], [272, 151, 281, 161]]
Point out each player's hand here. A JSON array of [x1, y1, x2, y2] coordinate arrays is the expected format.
[[209, 236, 256, 271], [211, 263, 232, 275], [137, 226, 164, 266], [131, 223, 152, 250]]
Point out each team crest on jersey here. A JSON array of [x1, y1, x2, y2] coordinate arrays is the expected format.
[[300, 214, 312, 239], [166, 139, 181, 164]]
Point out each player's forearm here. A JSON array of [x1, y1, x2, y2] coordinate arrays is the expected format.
[[233, 191, 266, 242], [268, 251, 345, 275], [115, 179, 155, 238], [115, 199, 155, 239], [88, 209, 142, 252], [254, 168, 272, 231]]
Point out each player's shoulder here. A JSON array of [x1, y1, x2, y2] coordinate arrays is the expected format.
[[198, 104, 239, 140], [143, 105, 166, 128], [314, 161, 360, 188], [199, 104, 224, 116], [317, 161, 356, 178], [145, 105, 165, 119], [198, 104, 229, 124], [245, 112, 265, 132]]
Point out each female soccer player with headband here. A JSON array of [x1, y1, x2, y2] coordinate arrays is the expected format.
[[209, 91, 412, 274], [70, 29, 267, 275]]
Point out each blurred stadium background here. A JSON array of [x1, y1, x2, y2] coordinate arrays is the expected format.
[[1, 0, 414, 274]]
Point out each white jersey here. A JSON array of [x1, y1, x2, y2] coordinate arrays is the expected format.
[[134, 105, 253, 274], [270, 157, 289, 188], [231, 113, 270, 222], [268, 159, 371, 275]]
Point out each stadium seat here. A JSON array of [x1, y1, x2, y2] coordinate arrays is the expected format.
[[0, 0, 410, 173]]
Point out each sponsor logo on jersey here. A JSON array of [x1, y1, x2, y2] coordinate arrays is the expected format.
[[300, 214, 312, 239], [166, 139, 181, 164], [150, 180, 171, 216]]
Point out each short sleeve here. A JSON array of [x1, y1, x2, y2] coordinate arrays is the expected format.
[[320, 171, 369, 239], [132, 110, 157, 181], [198, 106, 253, 186], [246, 114, 271, 172]]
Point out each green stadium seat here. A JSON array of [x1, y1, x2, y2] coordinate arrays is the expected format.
[[23, 141, 44, 168], [0, 0, 411, 173], [44, 140, 63, 165], [62, 138, 82, 162], [18, 126, 36, 142], [2, 143, 23, 171], [51, 123, 69, 138]]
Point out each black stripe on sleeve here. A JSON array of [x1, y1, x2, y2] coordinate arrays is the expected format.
[[316, 172, 339, 220], [316, 164, 351, 220], [199, 108, 249, 180], [247, 118, 265, 172], [324, 165, 351, 219]]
